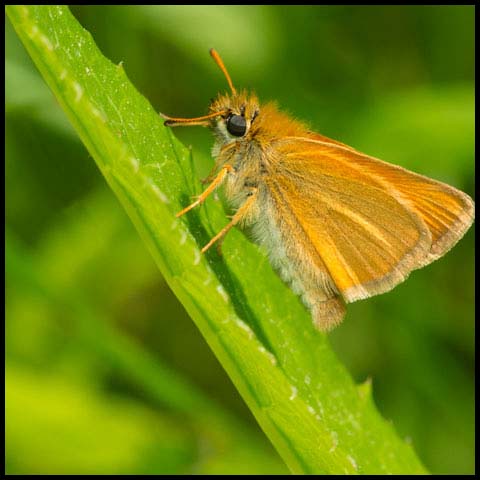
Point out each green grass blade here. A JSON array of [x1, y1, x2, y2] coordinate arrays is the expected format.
[[5, 230, 288, 474], [7, 5, 428, 474]]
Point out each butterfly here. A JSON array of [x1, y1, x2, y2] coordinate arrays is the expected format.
[[162, 49, 474, 331]]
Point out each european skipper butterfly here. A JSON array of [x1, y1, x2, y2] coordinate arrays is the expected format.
[[163, 49, 474, 331]]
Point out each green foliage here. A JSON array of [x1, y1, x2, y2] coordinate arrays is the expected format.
[[6, 5, 474, 475]]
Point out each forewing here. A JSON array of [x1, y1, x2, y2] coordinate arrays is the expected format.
[[267, 136, 474, 303]]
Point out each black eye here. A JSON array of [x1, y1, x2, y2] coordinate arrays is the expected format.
[[226, 114, 247, 137]]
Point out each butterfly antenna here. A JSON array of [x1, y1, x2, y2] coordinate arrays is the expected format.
[[210, 49, 237, 95], [161, 109, 229, 127]]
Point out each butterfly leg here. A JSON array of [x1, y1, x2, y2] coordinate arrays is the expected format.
[[176, 164, 233, 218], [202, 144, 239, 185], [201, 167, 219, 185], [201, 188, 258, 253], [201, 169, 216, 185]]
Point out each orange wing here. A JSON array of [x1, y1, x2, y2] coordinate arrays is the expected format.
[[266, 134, 474, 303]]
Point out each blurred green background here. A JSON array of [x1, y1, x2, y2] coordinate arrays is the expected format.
[[5, 5, 474, 475]]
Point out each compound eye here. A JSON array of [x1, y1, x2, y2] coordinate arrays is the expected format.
[[226, 114, 247, 137]]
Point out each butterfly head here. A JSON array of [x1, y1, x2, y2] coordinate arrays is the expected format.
[[162, 49, 307, 148], [207, 90, 260, 145], [205, 49, 307, 145]]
